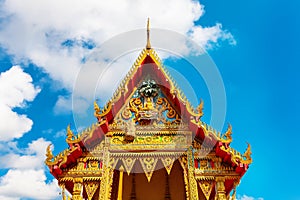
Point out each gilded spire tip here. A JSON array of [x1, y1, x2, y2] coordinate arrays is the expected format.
[[146, 18, 151, 49]]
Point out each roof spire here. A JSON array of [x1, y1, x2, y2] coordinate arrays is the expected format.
[[146, 18, 151, 49]]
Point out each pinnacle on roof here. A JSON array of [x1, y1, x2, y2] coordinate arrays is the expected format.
[[146, 18, 151, 49]]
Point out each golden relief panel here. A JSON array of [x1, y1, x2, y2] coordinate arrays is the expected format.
[[111, 134, 186, 145], [109, 134, 188, 151], [110, 79, 183, 128], [193, 156, 238, 177]]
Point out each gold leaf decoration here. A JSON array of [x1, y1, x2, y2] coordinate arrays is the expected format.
[[139, 157, 158, 182], [84, 182, 99, 200], [198, 181, 214, 200], [121, 158, 137, 175], [109, 157, 119, 169], [161, 157, 175, 175]]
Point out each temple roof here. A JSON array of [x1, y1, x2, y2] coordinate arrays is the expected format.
[[45, 22, 252, 181]]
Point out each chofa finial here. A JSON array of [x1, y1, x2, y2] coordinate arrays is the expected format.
[[146, 18, 151, 49]]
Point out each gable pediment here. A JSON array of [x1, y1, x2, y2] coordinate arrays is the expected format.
[[112, 79, 182, 127]]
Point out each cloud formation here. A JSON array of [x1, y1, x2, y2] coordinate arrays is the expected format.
[[0, 0, 234, 103], [237, 195, 264, 200], [0, 66, 55, 199], [0, 66, 40, 141], [0, 138, 60, 199]]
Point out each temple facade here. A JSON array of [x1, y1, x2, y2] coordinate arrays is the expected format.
[[45, 21, 251, 200]]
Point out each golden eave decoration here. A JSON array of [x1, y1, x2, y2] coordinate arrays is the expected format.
[[219, 142, 252, 165], [94, 101, 112, 121], [220, 123, 233, 144], [242, 143, 252, 165]]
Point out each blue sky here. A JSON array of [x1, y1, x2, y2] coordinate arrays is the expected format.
[[0, 0, 299, 200]]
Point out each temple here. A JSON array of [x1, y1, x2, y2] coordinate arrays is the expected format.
[[45, 19, 252, 200]]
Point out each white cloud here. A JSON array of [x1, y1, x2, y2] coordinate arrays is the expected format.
[[236, 195, 264, 200], [0, 195, 18, 200], [0, 141, 20, 154], [0, 170, 60, 200], [0, 138, 60, 200], [54, 128, 66, 138], [189, 23, 236, 51], [0, 138, 50, 170], [54, 95, 89, 115], [0, 0, 234, 114], [0, 66, 40, 141], [53, 95, 73, 115]]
